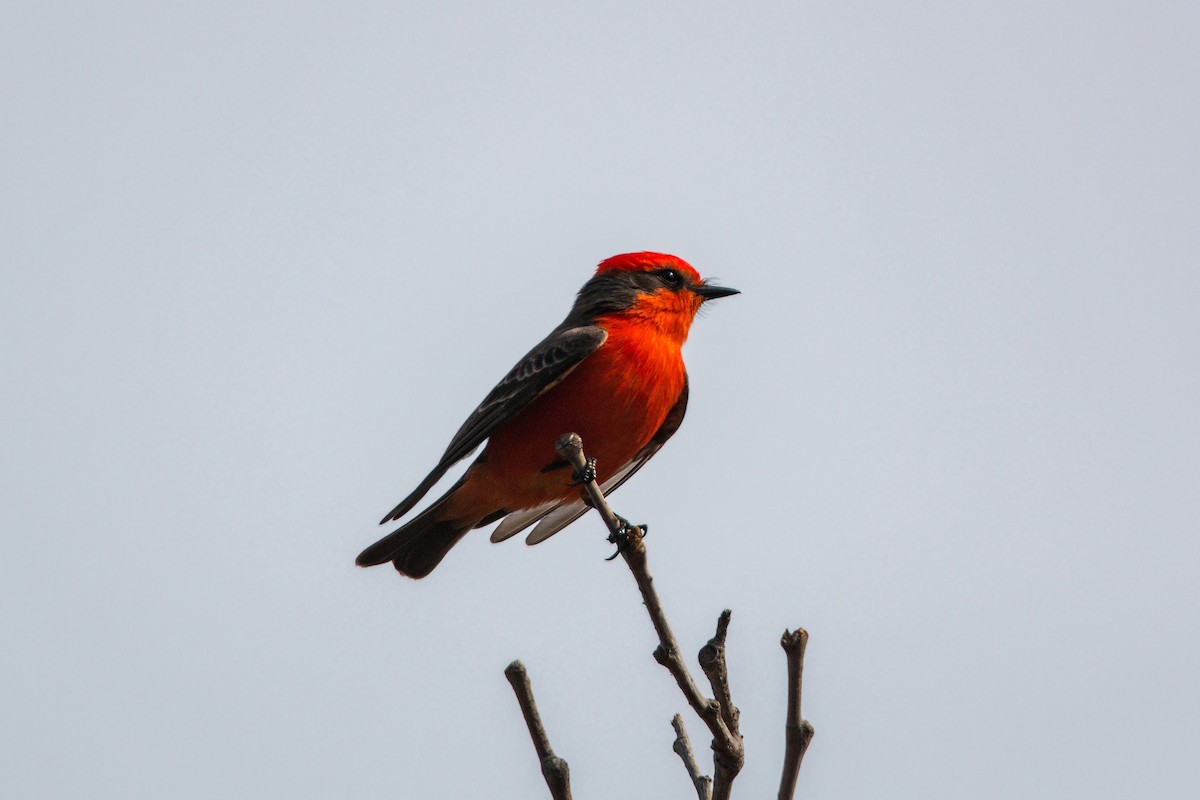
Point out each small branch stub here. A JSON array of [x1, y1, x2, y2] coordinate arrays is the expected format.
[[671, 713, 713, 800], [505, 660, 572, 800], [777, 628, 815, 800], [699, 609, 740, 740]]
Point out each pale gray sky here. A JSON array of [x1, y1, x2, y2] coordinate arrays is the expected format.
[[3, 2, 1198, 798]]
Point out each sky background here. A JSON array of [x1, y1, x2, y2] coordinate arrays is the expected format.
[[3, 2, 1198, 798]]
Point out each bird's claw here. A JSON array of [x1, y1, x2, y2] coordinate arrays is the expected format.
[[568, 456, 597, 487], [604, 515, 648, 560]]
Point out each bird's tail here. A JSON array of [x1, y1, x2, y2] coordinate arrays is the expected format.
[[356, 484, 481, 579]]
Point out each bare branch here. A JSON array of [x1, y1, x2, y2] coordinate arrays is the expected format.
[[698, 609, 740, 741], [671, 714, 713, 800], [554, 433, 745, 800], [777, 629, 815, 800], [504, 660, 572, 800]]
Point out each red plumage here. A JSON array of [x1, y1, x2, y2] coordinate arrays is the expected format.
[[357, 252, 737, 578]]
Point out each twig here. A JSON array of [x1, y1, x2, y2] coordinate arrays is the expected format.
[[504, 660, 572, 800], [555, 433, 745, 800], [698, 610, 740, 742], [777, 629, 815, 800], [671, 714, 713, 800]]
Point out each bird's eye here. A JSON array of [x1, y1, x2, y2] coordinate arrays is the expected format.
[[658, 268, 683, 288]]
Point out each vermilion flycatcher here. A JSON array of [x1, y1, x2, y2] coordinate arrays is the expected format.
[[357, 252, 738, 578]]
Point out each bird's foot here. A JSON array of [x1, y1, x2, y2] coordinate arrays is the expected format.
[[568, 456, 597, 487], [605, 515, 648, 560]]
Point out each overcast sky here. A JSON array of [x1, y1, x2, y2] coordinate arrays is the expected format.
[[3, 2, 1198, 798]]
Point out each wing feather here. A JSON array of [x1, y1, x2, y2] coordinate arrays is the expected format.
[[489, 499, 560, 543], [380, 325, 608, 524]]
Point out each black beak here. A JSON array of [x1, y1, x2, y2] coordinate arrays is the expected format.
[[693, 283, 740, 301]]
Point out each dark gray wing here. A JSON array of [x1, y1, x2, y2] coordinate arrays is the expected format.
[[490, 376, 690, 544], [380, 325, 608, 524]]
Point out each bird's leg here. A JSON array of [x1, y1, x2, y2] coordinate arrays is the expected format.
[[562, 453, 650, 559], [605, 515, 649, 560], [568, 456, 597, 487]]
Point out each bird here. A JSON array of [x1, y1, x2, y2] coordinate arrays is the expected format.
[[356, 251, 738, 578]]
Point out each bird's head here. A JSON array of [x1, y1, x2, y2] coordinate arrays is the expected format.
[[570, 252, 738, 342]]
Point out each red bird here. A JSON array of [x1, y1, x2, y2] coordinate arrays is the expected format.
[[357, 252, 738, 578]]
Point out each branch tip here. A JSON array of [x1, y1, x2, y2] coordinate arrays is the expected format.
[[505, 659, 572, 800], [671, 714, 713, 800], [777, 627, 814, 800]]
